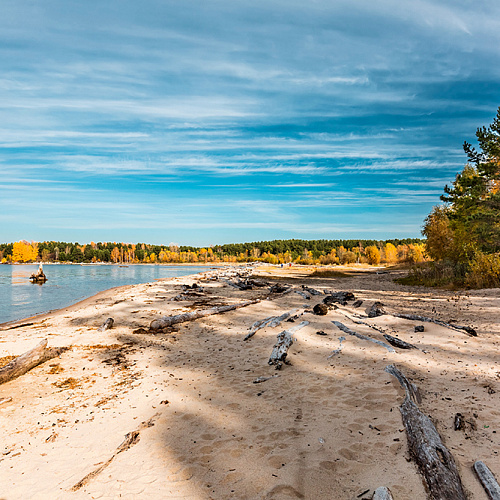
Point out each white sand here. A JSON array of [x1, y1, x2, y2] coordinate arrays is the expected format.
[[0, 266, 499, 499]]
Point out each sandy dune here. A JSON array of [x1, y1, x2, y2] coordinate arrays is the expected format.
[[0, 265, 499, 499]]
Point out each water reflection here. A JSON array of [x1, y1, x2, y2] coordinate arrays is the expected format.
[[0, 264, 213, 324]]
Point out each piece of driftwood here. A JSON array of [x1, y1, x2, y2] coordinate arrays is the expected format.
[[269, 283, 292, 294], [302, 285, 322, 296], [327, 336, 345, 359], [268, 321, 309, 368], [0, 339, 63, 386], [294, 290, 311, 300], [29, 263, 47, 283], [71, 413, 159, 491], [149, 299, 259, 331], [352, 299, 363, 308], [332, 321, 395, 353], [391, 313, 476, 337], [385, 364, 466, 500], [244, 309, 299, 341], [223, 279, 253, 290], [367, 301, 386, 318], [454, 413, 464, 431], [474, 461, 500, 500], [98, 318, 114, 331], [0, 396, 13, 405], [383, 334, 417, 350], [323, 291, 355, 306], [372, 487, 394, 500], [253, 374, 279, 384], [335, 307, 386, 333]]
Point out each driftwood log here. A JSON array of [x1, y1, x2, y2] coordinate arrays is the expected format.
[[332, 321, 395, 353], [294, 290, 311, 300], [0, 339, 63, 386], [323, 291, 355, 306], [383, 334, 417, 350], [98, 318, 114, 332], [149, 300, 259, 331], [385, 364, 466, 500], [268, 321, 309, 368], [391, 313, 476, 337], [372, 487, 394, 500], [473, 461, 500, 500], [244, 309, 299, 341], [302, 285, 322, 296]]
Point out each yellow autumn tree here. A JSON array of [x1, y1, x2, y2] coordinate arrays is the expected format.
[[12, 241, 38, 262], [365, 245, 381, 265], [383, 243, 397, 264]]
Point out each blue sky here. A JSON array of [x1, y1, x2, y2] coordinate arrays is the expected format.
[[1, 1, 500, 246]]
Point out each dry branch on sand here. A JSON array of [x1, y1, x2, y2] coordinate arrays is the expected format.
[[244, 309, 300, 341], [71, 413, 159, 491]]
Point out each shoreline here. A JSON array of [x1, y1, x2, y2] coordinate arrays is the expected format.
[[0, 263, 233, 329], [0, 266, 498, 498]]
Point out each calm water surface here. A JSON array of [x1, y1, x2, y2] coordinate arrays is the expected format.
[[0, 264, 213, 325]]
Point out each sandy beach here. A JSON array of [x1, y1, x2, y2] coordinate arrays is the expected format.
[[0, 265, 499, 499]]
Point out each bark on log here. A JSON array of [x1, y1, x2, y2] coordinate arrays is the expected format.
[[391, 313, 476, 337], [244, 309, 299, 341], [385, 364, 466, 500], [150, 299, 259, 331], [372, 487, 394, 500], [294, 290, 311, 300], [302, 285, 322, 296], [268, 321, 309, 368], [332, 321, 395, 352], [98, 318, 114, 331], [383, 334, 417, 350], [0, 339, 63, 386], [473, 461, 500, 500]]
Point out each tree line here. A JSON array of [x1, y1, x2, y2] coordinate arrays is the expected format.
[[0, 238, 425, 266]]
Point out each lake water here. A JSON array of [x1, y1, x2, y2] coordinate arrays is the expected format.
[[0, 264, 213, 325]]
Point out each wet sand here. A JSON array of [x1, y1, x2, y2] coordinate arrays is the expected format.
[[0, 265, 499, 499]]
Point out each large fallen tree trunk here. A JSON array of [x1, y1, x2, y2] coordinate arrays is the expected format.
[[268, 321, 309, 368], [385, 364, 466, 500], [473, 461, 500, 500], [150, 299, 259, 331], [244, 309, 300, 341], [0, 339, 64, 386], [332, 321, 395, 353]]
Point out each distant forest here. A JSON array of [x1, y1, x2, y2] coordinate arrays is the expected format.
[[1, 238, 425, 266]]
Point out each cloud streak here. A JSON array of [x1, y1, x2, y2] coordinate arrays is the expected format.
[[1, 0, 499, 244]]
